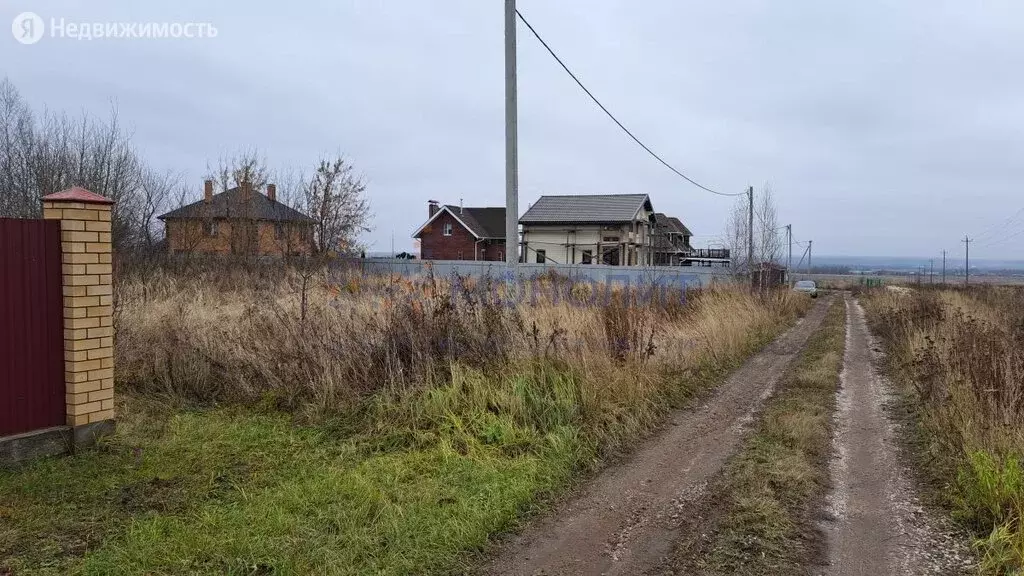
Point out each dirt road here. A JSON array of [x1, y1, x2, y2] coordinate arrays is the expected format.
[[821, 297, 972, 575], [483, 298, 832, 576]]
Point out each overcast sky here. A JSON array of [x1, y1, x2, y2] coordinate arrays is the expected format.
[[4, 1, 1024, 259]]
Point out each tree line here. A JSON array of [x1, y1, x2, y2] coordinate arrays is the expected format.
[[0, 77, 370, 255]]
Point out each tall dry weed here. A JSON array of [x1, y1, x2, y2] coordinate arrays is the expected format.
[[863, 286, 1024, 573], [115, 266, 805, 423]]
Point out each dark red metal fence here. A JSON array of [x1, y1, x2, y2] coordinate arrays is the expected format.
[[0, 218, 65, 436]]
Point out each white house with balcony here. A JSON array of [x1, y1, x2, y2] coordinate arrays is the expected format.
[[519, 194, 657, 265]]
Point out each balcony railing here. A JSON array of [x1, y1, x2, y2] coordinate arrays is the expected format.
[[688, 248, 731, 259]]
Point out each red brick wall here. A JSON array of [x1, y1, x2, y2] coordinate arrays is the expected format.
[[166, 219, 313, 256], [419, 211, 505, 261], [478, 240, 506, 262]]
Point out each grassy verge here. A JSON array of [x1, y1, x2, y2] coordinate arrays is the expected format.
[[0, 278, 808, 575], [668, 296, 845, 575], [860, 286, 1024, 574]]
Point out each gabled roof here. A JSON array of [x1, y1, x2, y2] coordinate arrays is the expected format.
[[653, 213, 694, 237], [668, 216, 692, 237], [519, 194, 653, 224], [158, 186, 314, 223], [412, 205, 506, 239], [652, 213, 695, 252]]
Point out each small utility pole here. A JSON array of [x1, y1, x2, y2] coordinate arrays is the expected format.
[[962, 236, 972, 286], [747, 185, 754, 272], [786, 224, 793, 287], [942, 249, 946, 284], [929, 259, 934, 284], [504, 0, 519, 268], [807, 240, 813, 273]]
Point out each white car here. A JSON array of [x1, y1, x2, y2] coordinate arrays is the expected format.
[[793, 280, 818, 298]]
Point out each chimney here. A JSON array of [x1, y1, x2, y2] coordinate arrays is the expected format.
[[428, 200, 439, 218], [459, 198, 463, 214], [241, 179, 252, 200], [267, 183, 277, 203], [204, 179, 213, 203]]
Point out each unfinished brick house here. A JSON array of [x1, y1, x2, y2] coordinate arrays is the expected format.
[[159, 180, 315, 256], [651, 213, 694, 266], [413, 200, 506, 261]]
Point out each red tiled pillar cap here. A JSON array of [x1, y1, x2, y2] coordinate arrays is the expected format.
[[41, 187, 114, 205]]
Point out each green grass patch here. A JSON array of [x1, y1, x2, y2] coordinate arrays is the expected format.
[[670, 298, 846, 575]]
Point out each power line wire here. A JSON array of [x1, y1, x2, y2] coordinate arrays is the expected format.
[[974, 206, 1024, 243], [515, 9, 744, 198], [978, 226, 1024, 249]]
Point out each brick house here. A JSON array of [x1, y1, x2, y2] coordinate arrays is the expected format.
[[413, 201, 506, 261], [159, 180, 315, 256]]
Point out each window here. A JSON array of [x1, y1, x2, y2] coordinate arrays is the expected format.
[[274, 223, 285, 239], [536, 249, 546, 264], [581, 250, 592, 264], [602, 236, 619, 242], [443, 222, 453, 236], [203, 221, 219, 237]]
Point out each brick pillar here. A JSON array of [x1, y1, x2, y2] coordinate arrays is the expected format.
[[40, 187, 115, 430]]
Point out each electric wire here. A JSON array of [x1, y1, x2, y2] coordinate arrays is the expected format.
[[515, 9, 745, 198]]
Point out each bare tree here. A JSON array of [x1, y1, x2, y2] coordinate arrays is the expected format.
[[0, 79, 37, 218], [0, 77, 179, 252], [138, 169, 179, 248], [304, 155, 371, 254], [724, 183, 782, 273], [205, 148, 270, 194], [725, 197, 750, 273], [754, 184, 782, 265]]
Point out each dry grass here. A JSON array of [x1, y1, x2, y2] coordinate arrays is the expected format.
[[0, 266, 811, 575], [114, 267, 805, 425], [863, 286, 1024, 573], [667, 297, 846, 575]]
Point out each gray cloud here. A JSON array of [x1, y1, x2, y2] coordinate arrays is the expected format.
[[4, 0, 1024, 258]]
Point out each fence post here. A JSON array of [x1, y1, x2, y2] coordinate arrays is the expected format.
[[41, 187, 116, 440]]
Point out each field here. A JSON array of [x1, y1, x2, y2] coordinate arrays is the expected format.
[[0, 267, 808, 575], [862, 285, 1024, 574]]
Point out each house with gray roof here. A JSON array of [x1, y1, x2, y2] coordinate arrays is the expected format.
[[519, 194, 656, 266], [159, 180, 315, 256], [652, 212, 695, 266]]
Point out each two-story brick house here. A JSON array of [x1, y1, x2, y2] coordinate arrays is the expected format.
[[159, 180, 315, 256], [413, 201, 506, 261]]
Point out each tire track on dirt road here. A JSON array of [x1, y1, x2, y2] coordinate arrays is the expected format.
[[483, 298, 833, 576], [820, 296, 972, 575]]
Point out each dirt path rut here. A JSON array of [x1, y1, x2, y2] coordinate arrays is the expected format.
[[821, 296, 972, 575], [484, 298, 832, 576]]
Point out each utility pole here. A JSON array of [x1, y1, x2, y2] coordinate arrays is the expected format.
[[504, 0, 519, 268], [807, 240, 813, 274], [929, 259, 934, 284], [786, 224, 793, 287], [747, 186, 754, 272], [962, 236, 972, 286], [942, 249, 946, 284]]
